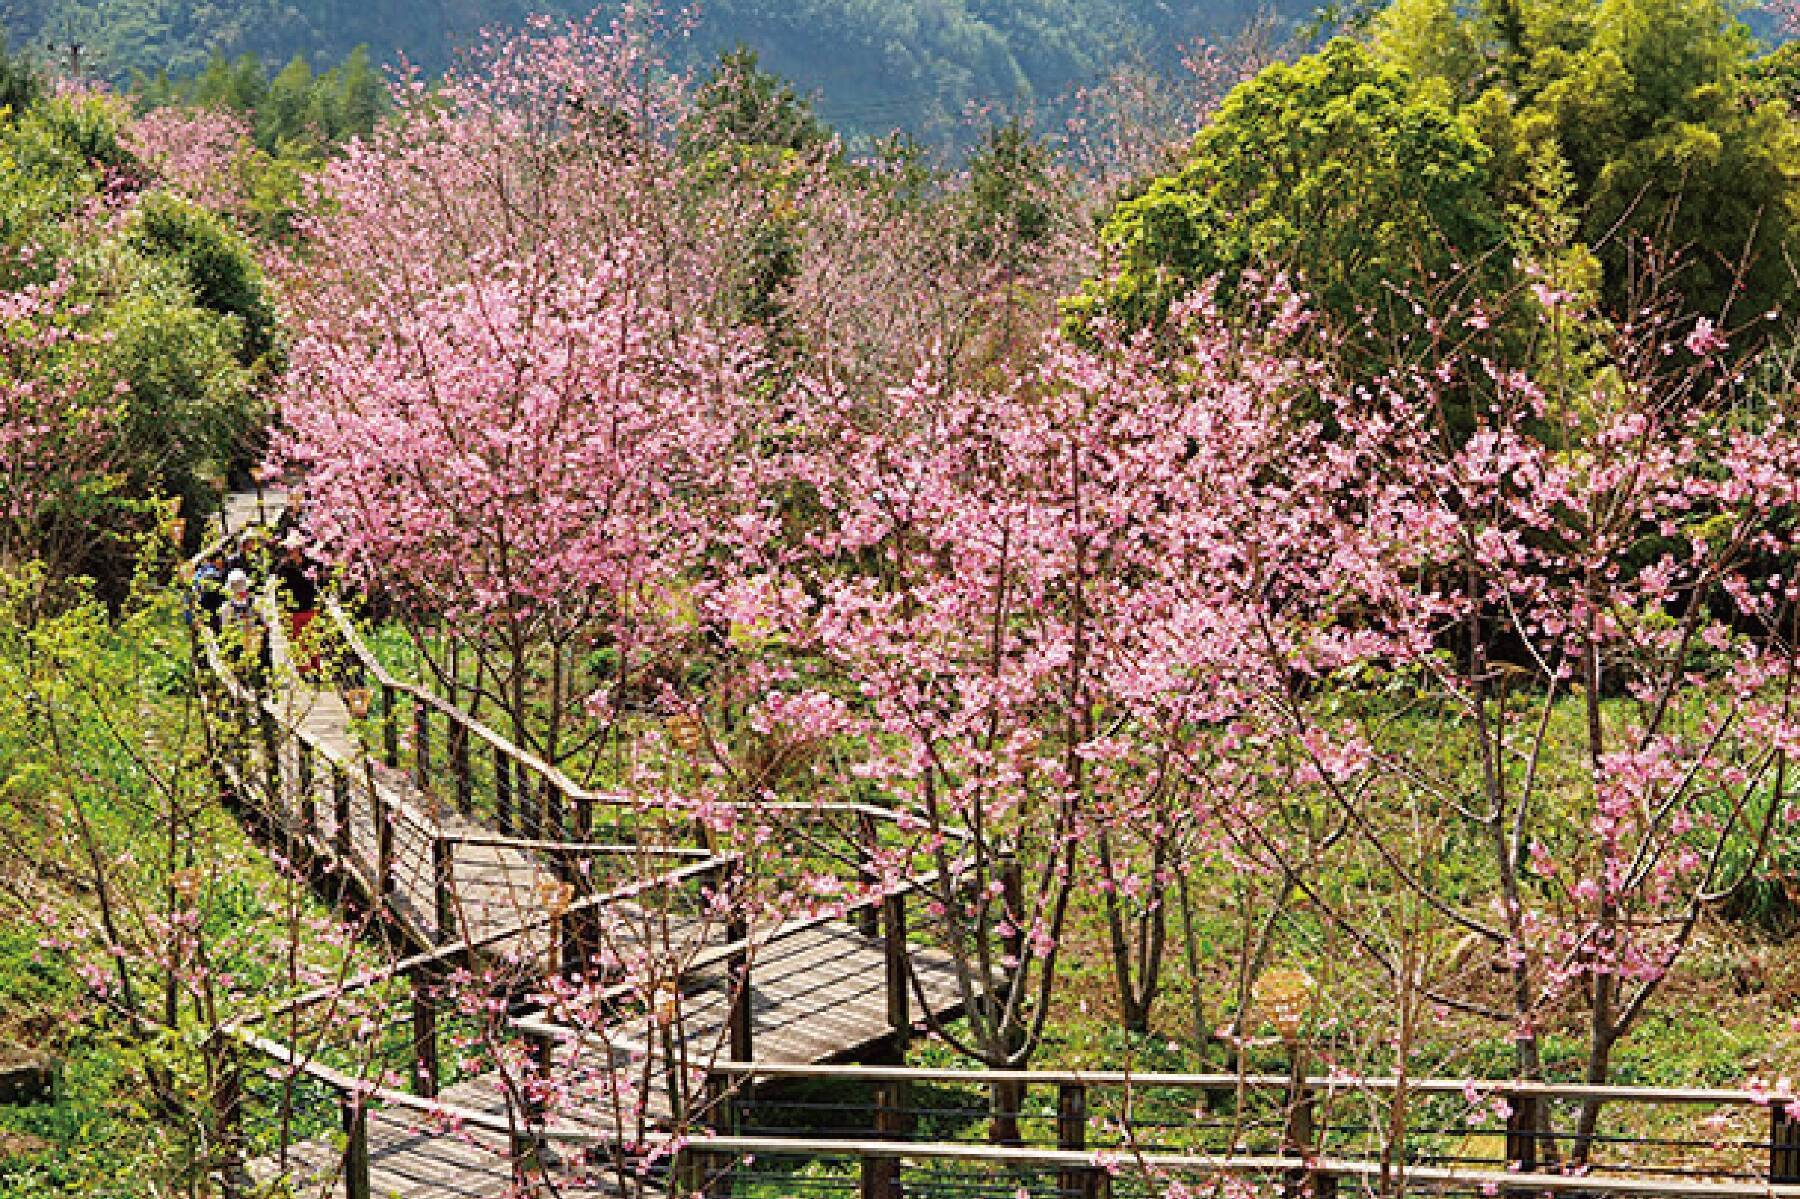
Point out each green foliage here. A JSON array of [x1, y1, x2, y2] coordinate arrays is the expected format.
[[1079, 40, 1511, 335], [0, 37, 44, 115], [1748, 41, 1800, 107], [685, 45, 833, 157], [1377, 0, 1800, 322], [3, 0, 1302, 142], [134, 46, 386, 155], [0, 87, 269, 588], [960, 118, 1061, 270], [126, 191, 278, 364], [680, 50, 835, 335], [1087, 0, 1800, 349], [1523, 0, 1798, 318]]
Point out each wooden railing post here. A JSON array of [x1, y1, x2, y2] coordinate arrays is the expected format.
[[862, 1079, 905, 1198], [884, 887, 909, 1048], [370, 767, 394, 900], [412, 697, 430, 791], [1772, 1097, 1800, 1183], [855, 810, 881, 937], [494, 752, 513, 836], [331, 764, 352, 866], [410, 970, 439, 1098], [341, 1095, 371, 1199], [691, 1072, 734, 1199], [257, 706, 280, 819], [728, 906, 753, 1066], [432, 835, 456, 946], [296, 739, 316, 846], [449, 718, 472, 817], [1506, 1092, 1540, 1179], [542, 778, 564, 842], [380, 684, 398, 769], [1058, 1082, 1106, 1199]]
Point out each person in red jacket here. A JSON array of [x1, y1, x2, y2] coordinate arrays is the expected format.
[[274, 532, 322, 680]]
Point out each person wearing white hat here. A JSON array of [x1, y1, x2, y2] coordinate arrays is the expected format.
[[222, 569, 268, 686]]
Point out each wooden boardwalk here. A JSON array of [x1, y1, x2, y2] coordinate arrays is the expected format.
[[254, 928, 964, 1198], [208, 492, 975, 1198]]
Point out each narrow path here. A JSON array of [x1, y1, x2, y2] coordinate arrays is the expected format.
[[210, 490, 971, 1198]]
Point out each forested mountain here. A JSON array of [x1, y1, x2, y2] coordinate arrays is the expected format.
[[3, 0, 1298, 137]]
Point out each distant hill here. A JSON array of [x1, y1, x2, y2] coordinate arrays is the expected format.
[[5, 0, 1303, 139]]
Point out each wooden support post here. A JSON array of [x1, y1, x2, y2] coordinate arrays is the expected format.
[[1773, 1098, 1800, 1183], [883, 888, 909, 1047], [450, 719, 472, 816], [862, 1080, 905, 1199], [1058, 1083, 1105, 1199], [296, 740, 316, 844], [258, 707, 280, 818], [1506, 1093, 1540, 1178], [410, 971, 438, 1098], [727, 908, 753, 1066], [856, 810, 881, 937], [432, 836, 456, 946], [332, 764, 352, 866], [370, 767, 394, 899], [494, 752, 513, 837], [692, 1073, 733, 1199], [412, 697, 430, 791], [341, 1096, 371, 1199], [381, 685, 398, 769], [542, 779, 564, 842], [574, 791, 593, 841]]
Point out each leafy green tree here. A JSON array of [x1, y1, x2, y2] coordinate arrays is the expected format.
[[333, 45, 384, 139], [191, 52, 269, 114], [1078, 40, 1511, 336], [1372, 0, 1800, 323], [0, 37, 43, 116], [260, 54, 316, 148], [684, 45, 833, 157], [125, 192, 278, 366], [1747, 41, 1800, 110], [1521, 0, 1798, 320], [960, 117, 1060, 271], [0, 89, 268, 586]]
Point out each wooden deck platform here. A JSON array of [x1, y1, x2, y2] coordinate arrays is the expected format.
[[214, 489, 976, 1199], [249, 924, 967, 1197], [265, 681, 561, 956]]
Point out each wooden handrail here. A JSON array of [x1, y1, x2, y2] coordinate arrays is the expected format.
[[435, 832, 714, 855], [220, 1033, 1800, 1199], [205, 620, 697, 863], [326, 599, 972, 844], [698, 1061, 1794, 1107], [672, 1137, 1800, 1197], [224, 853, 736, 1031]]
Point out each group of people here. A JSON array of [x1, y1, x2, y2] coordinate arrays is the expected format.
[[189, 492, 325, 685]]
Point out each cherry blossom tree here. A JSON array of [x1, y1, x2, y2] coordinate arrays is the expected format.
[[0, 257, 129, 590], [275, 13, 765, 772], [1221, 285, 1800, 1157]]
